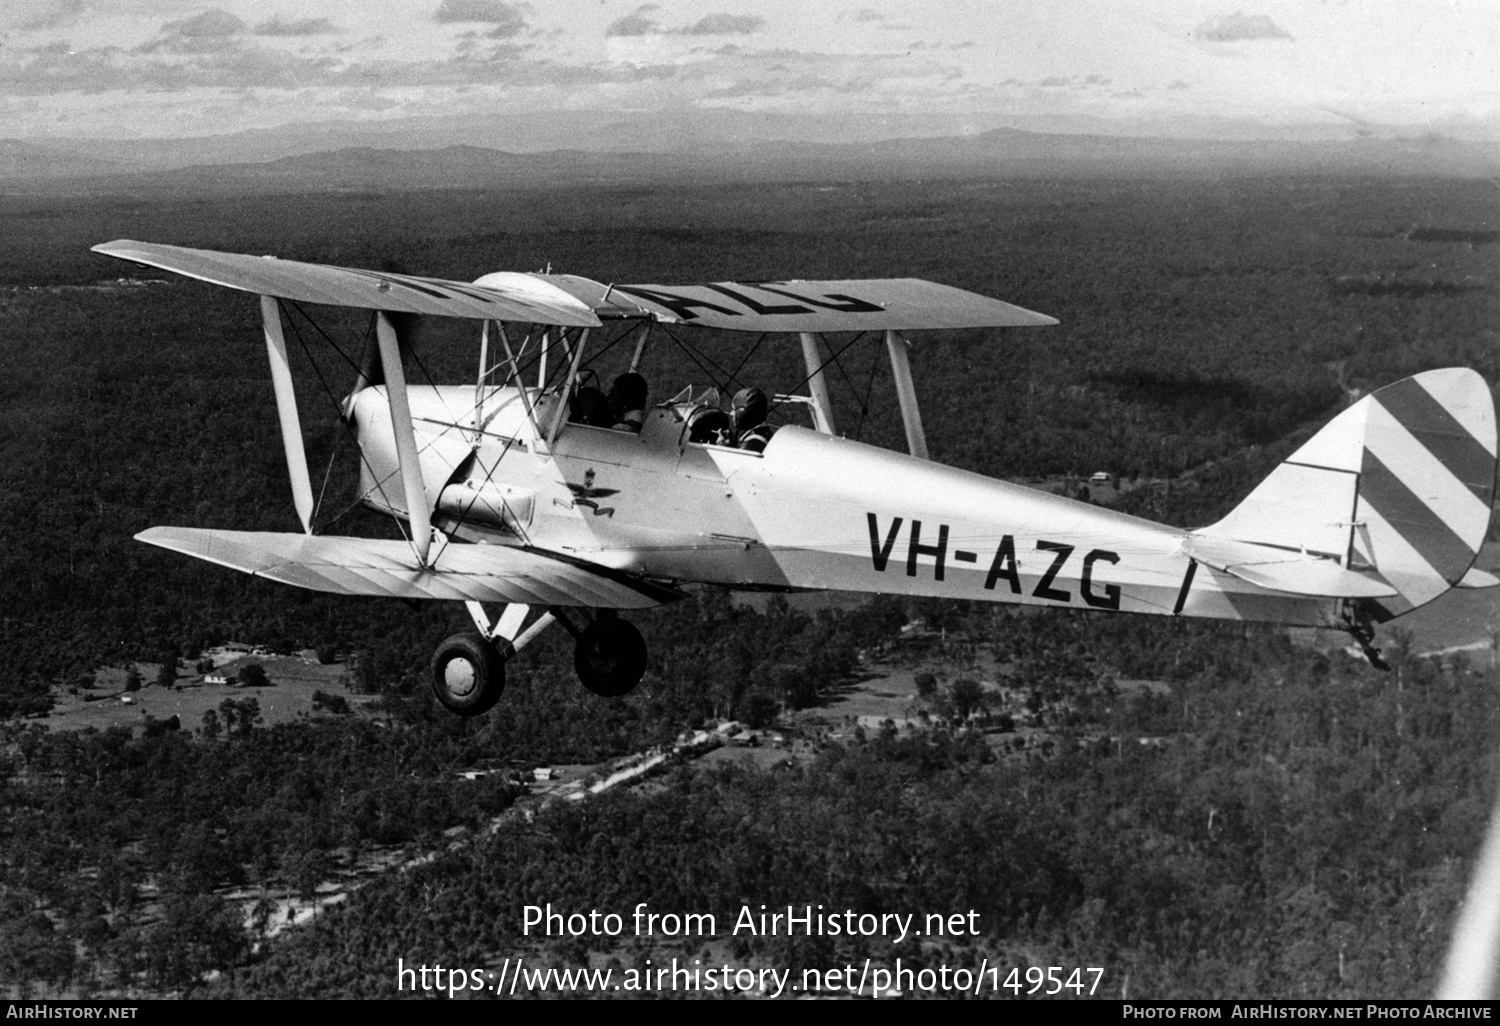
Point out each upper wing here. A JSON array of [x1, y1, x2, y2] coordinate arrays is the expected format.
[[93, 240, 601, 327], [534, 274, 1058, 332], [138, 527, 680, 608], [94, 240, 1051, 332]]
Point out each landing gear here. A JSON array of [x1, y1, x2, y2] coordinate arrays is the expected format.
[[573, 613, 647, 697], [430, 633, 505, 716], [427, 603, 648, 715]]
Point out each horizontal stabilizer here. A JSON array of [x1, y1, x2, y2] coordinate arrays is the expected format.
[[1183, 535, 1397, 599], [1457, 567, 1500, 590], [137, 527, 677, 608], [92, 240, 601, 327]]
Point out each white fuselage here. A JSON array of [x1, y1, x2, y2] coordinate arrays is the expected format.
[[347, 384, 1338, 628]]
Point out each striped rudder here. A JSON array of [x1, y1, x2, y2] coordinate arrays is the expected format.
[[1202, 368, 1496, 619], [1353, 369, 1496, 619]]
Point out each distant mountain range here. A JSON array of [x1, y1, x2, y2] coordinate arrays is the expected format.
[[2, 125, 1496, 195]]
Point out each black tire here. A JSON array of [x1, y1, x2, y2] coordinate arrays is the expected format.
[[574, 617, 647, 697], [430, 633, 504, 716]]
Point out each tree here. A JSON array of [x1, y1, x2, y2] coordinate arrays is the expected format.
[[234, 697, 263, 736], [155, 652, 177, 689], [950, 677, 985, 720], [251, 897, 276, 940], [311, 690, 350, 715], [0, 909, 75, 997], [743, 694, 778, 729], [96, 849, 142, 917], [351, 649, 381, 693], [288, 849, 328, 905], [200, 708, 221, 740], [217, 699, 238, 736], [314, 643, 338, 665], [123, 667, 142, 693], [915, 672, 938, 699], [172, 823, 242, 894], [238, 661, 268, 688], [143, 894, 248, 991]]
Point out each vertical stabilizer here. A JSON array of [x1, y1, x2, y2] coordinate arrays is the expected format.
[[1203, 368, 1496, 619]]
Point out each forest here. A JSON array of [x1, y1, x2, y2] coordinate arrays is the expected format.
[[0, 168, 1497, 997]]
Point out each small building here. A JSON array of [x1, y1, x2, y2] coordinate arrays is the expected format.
[[205, 675, 229, 684], [1090, 471, 1113, 485]]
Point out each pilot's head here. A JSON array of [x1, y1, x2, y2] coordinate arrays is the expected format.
[[609, 372, 648, 415], [731, 387, 768, 431]]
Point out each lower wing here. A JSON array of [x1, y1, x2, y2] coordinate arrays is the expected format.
[[137, 527, 681, 608]]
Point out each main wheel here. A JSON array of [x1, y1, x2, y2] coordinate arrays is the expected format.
[[430, 633, 504, 716], [574, 616, 647, 697]]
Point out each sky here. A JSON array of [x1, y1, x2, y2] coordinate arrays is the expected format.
[[1, 0, 1496, 144]]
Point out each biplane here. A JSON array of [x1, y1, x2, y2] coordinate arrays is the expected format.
[[93, 240, 1498, 715]]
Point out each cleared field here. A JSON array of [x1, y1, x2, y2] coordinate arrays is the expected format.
[[43, 652, 361, 733]]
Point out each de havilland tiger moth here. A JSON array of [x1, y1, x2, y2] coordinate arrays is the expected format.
[[91, 240, 1499, 715]]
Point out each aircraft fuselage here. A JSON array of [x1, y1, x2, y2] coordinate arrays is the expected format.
[[348, 384, 1340, 629]]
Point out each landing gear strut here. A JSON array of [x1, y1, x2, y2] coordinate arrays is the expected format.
[[430, 633, 505, 716], [571, 612, 647, 698]]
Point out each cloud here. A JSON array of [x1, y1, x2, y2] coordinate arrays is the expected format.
[[1, 36, 338, 93], [679, 13, 765, 36], [1, 40, 127, 93], [433, 0, 528, 38], [188, 45, 339, 87], [607, 7, 763, 38], [16, 0, 87, 31], [137, 8, 247, 54], [606, 4, 661, 38], [682, 47, 970, 107], [0, 9, 941, 115], [161, 9, 245, 38], [1194, 11, 1292, 42], [327, 50, 671, 90], [254, 17, 338, 37]]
